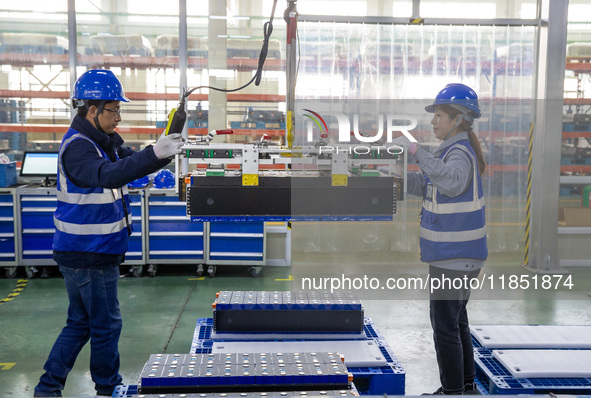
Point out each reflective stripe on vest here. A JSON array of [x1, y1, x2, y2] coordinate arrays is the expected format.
[[420, 226, 487, 242], [54, 215, 129, 235]]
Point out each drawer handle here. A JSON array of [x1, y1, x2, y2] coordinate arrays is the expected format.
[[210, 233, 264, 238], [209, 252, 263, 257], [149, 250, 204, 255]]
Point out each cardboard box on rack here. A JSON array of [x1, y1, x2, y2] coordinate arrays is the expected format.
[[559, 207, 591, 227]]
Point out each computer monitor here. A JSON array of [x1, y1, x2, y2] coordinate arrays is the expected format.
[[20, 152, 59, 186]]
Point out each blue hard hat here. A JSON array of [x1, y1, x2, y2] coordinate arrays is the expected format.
[[153, 169, 175, 189], [425, 83, 481, 119], [71, 69, 130, 102], [128, 175, 150, 188]]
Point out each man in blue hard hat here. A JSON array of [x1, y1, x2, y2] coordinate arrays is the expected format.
[[34, 69, 184, 397]]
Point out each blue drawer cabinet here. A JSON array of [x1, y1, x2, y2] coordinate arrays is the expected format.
[[18, 187, 57, 265], [123, 190, 145, 264], [147, 190, 205, 262], [207, 221, 265, 264], [0, 190, 16, 264]]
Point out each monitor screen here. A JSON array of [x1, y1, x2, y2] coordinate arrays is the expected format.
[[20, 152, 59, 177]]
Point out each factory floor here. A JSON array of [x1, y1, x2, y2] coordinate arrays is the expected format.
[[1, 253, 590, 398]]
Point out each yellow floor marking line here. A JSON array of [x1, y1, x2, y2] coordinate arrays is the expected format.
[[0, 279, 27, 306]]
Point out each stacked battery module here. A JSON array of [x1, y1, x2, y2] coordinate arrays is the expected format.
[[139, 352, 352, 394], [128, 291, 404, 397], [213, 291, 364, 334]]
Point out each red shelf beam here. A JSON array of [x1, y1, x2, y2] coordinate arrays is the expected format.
[[0, 53, 284, 71], [0, 123, 284, 137], [563, 98, 591, 106], [0, 90, 285, 103]]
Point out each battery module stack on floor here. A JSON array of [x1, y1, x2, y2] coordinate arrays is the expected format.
[[213, 291, 364, 334], [190, 291, 405, 395], [470, 324, 591, 395], [138, 352, 352, 395]]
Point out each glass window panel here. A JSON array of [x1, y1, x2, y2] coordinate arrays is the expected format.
[[560, 4, 591, 265], [188, 2, 209, 16], [420, 1, 496, 19], [0, 0, 69, 161], [392, 1, 413, 17], [420, 0, 536, 19], [74, 0, 180, 145], [127, 1, 178, 15], [568, 2, 591, 23], [297, 0, 368, 17], [1, 0, 66, 12], [520, 3, 537, 19]]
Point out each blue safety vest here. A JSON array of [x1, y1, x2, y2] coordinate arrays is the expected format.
[[53, 128, 132, 254], [420, 140, 487, 262]]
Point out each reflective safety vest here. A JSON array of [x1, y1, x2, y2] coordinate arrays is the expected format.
[[53, 128, 132, 254], [420, 140, 487, 262]]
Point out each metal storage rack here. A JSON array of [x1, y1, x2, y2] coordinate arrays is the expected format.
[[559, 58, 591, 267]]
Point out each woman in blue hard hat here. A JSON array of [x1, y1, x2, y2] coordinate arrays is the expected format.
[[397, 83, 487, 395], [34, 69, 184, 397]]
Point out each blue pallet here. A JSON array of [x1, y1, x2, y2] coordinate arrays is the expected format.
[[190, 317, 405, 395], [191, 317, 386, 349], [474, 348, 591, 395], [111, 384, 138, 397], [352, 320, 406, 395], [471, 335, 483, 348], [563, 123, 591, 132], [561, 157, 591, 165]]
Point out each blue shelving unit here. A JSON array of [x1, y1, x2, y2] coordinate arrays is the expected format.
[[0, 188, 17, 277], [123, 188, 146, 266], [17, 186, 57, 267], [146, 188, 205, 268], [207, 221, 265, 264]]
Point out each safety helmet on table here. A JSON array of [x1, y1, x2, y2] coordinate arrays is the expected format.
[[71, 69, 130, 103], [128, 175, 150, 188], [425, 83, 481, 120], [153, 169, 175, 189]]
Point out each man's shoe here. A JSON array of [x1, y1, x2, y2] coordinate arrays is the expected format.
[[463, 382, 480, 395], [422, 387, 446, 395], [422, 387, 464, 395]]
